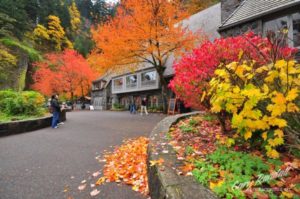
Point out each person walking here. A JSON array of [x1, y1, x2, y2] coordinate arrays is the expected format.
[[130, 99, 137, 114], [51, 94, 61, 129], [140, 97, 148, 115]]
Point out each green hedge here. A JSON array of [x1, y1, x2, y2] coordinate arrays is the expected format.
[[0, 90, 46, 121]]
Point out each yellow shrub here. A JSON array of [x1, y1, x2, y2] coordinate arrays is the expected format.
[[209, 59, 300, 158]]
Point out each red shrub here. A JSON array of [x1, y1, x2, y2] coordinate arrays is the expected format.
[[169, 32, 296, 110]]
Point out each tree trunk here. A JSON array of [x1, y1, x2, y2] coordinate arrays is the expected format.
[[157, 67, 168, 114], [216, 112, 227, 133], [71, 91, 74, 103]]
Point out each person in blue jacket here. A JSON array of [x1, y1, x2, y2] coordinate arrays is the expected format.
[[50, 94, 61, 129]]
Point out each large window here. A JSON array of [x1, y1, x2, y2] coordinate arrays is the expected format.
[[141, 71, 157, 87], [263, 16, 288, 45], [113, 78, 123, 90], [93, 82, 100, 90], [263, 13, 300, 48], [264, 16, 288, 33], [126, 75, 137, 89], [292, 12, 300, 47]]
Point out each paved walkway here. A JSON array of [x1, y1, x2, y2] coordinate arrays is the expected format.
[[0, 111, 165, 199]]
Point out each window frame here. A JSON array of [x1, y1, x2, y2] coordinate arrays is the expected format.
[[141, 70, 157, 87], [125, 74, 138, 89], [263, 12, 300, 48]]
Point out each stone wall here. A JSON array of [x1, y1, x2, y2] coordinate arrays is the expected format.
[[147, 112, 218, 199], [0, 111, 66, 137], [220, 19, 263, 37]]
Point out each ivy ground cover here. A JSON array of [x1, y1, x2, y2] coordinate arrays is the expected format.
[[167, 114, 300, 199]]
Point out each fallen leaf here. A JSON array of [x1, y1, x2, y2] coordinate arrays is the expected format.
[[96, 177, 106, 185], [78, 184, 86, 191], [92, 171, 101, 177], [90, 189, 100, 197], [282, 191, 294, 198], [149, 158, 164, 167], [162, 150, 169, 154]]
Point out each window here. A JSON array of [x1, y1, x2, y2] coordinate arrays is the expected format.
[[264, 16, 288, 33], [100, 81, 106, 89], [113, 78, 123, 90], [263, 13, 300, 48], [141, 71, 157, 86], [263, 16, 288, 45], [126, 75, 137, 88], [93, 82, 101, 90], [292, 12, 300, 47]]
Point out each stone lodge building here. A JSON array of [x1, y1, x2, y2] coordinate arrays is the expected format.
[[92, 0, 300, 111]]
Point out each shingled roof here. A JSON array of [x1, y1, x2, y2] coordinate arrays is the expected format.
[[220, 0, 300, 30]]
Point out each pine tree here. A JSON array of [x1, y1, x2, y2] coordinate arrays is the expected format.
[[68, 1, 81, 34]]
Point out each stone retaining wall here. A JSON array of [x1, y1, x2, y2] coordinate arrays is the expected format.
[[0, 111, 66, 137], [147, 112, 218, 199]]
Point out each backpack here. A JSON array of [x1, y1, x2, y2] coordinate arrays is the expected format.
[[49, 106, 54, 113]]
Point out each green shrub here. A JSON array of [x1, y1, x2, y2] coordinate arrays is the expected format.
[[188, 118, 198, 126], [185, 146, 194, 155], [112, 103, 125, 110], [192, 147, 270, 198], [0, 90, 46, 119], [179, 123, 196, 133]]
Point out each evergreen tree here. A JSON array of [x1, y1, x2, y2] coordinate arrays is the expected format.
[[0, 0, 31, 38], [68, 1, 81, 34], [0, 13, 16, 37]]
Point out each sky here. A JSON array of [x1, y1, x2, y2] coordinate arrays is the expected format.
[[105, 0, 119, 3]]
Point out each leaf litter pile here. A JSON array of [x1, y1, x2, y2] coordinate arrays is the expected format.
[[74, 136, 150, 198], [101, 137, 149, 195], [167, 114, 300, 198]]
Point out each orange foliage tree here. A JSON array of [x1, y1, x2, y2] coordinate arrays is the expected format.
[[32, 49, 96, 100], [89, 0, 196, 112]]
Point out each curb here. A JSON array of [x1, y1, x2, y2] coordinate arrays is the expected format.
[[147, 112, 218, 199], [0, 111, 66, 137]]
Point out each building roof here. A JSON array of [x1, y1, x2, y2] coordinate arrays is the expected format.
[[92, 71, 114, 89], [220, 0, 300, 30]]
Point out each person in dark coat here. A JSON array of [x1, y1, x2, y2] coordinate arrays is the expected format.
[[140, 97, 148, 115], [51, 94, 61, 128]]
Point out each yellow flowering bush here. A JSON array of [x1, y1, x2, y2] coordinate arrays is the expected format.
[[209, 59, 300, 158]]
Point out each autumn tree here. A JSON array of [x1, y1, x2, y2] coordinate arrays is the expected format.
[[33, 15, 73, 52], [89, 0, 196, 112], [68, 1, 81, 34], [32, 49, 96, 100]]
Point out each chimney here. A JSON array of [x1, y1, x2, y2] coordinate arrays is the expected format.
[[221, 0, 242, 22]]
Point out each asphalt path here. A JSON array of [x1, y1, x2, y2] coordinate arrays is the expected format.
[[0, 111, 165, 199]]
